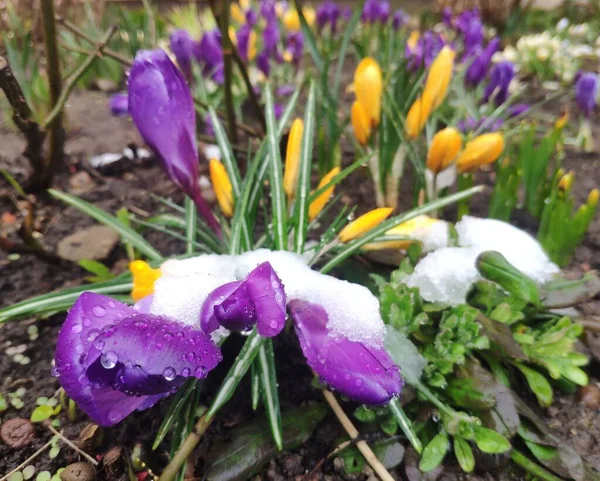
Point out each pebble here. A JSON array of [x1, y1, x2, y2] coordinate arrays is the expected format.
[[57, 226, 120, 262], [577, 384, 600, 409], [60, 462, 96, 481], [0, 418, 36, 448]]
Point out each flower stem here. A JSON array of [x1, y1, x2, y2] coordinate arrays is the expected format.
[[510, 449, 563, 481], [322, 389, 395, 481], [388, 397, 422, 454]]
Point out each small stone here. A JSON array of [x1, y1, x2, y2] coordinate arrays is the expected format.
[[577, 384, 600, 409], [68, 172, 94, 195], [77, 424, 103, 450], [57, 226, 119, 262], [0, 418, 36, 448], [60, 462, 96, 481]]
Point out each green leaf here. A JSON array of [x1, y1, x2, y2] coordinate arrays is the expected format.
[[514, 363, 553, 407], [320, 186, 484, 274], [353, 405, 377, 423], [476, 251, 540, 307], [473, 426, 511, 454], [49, 189, 162, 261], [153, 379, 198, 450], [525, 440, 558, 462], [31, 405, 54, 423], [419, 432, 449, 472], [454, 436, 475, 473], [293, 81, 316, 254], [184, 197, 198, 255], [203, 404, 327, 481], [257, 339, 283, 450], [264, 84, 288, 251], [78, 260, 114, 282]]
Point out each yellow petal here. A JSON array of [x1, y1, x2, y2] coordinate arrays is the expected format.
[[351, 101, 372, 145], [229, 27, 237, 47], [284, 118, 304, 199], [423, 46, 455, 110], [405, 92, 433, 139], [354, 57, 382, 127], [427, 127, 462, 174], [230, 3, 246, 24], [129, 260, 161, 301], [456, 133, 505, 173], [361, 215, 441, 251], [240, 0, 251, 11], [555, 112, 568, 130], [588, 188, 599, 206], [338, 207, 393, 243], [283, 10, 301, 31], [248, 30, 257, 61], [407, 31, 420, 50], [303, 6, 316, 27], [209, 158, 234, 217], [558, 171, 574, 191], [309, 167, 340, 221]]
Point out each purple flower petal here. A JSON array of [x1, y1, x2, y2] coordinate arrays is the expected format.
[[54, 293, 222, 426], [200, 280, 244, 334], [575, 72, 599, 118], [464, 37, 500, 87], [170, 30, 196, 81], [290, 300, 402, 405], [507, 103, 530, 118], [245, 262, 286, 337], [109, 93, 129, 117], [128, 49, 220, 234], [483, 61, 515, 106]]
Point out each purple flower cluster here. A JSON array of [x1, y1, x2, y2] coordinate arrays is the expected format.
[[316, 0, 341, 34], [406, 31, 446, 71], [464, 37, 500, 86], [361, 0, 405, 29], [575, 72, 599, 118], [483, 61, 515, 105]]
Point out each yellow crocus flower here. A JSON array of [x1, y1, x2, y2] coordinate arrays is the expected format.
[[230, 3, 246, 24], [407, 31, 420, 51], [283, 118, 304, 199], [351, 101, 372, 145], [354, 57, 382, 127], [423, 46, 455, 109], [588, 188, 599, 206], [229, 27, 238, 47], [209, 158, 234, 217], [303, 7, 316, 26], [309, 167, 340, 221], [362, 215, 441, 250], [558, 171, 574, 191], [248, 30, 257, 61], [130, 260, 161, 301], [405, 91, 433, 139], [283, 10, 301, 31], [338, 207, 393, 243], [555, 112, 568, 130], [456, 133, 505, 173], [427, 127, 462, 174], [240, 0, 251, 10]]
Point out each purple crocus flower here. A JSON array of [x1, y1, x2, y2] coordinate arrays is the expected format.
[[508, 103, 530, 118], [257, 51, 271, 77], [53, 292, 222, 426], [263, 20, 281, 59], [260, 0, 277, 22], [290, 300, 402, 405], [200, 262, 287, 337], [378, 1, 391, 22], [342, 6, 352, 21], [483, 61, 515, 105], [109, 93, 129, 117], [246, 8, 258, 27], [128, 49, 220, 234], [406, 31, 445, 71], [392, 9, 407, 31], [442, 7, 453, 27], [274, 103, 284, 120], [170, 29, 196, 81], [464, 37, 500, 87], [316, 0, 341, 34], [197, 30, 224, 83], [457, 116, 503, 133], [460, 18, 484, 60], [237, 24, 252, 63], [362, 0, 380, 23], [285, 31, 304, 66], [575, 72, 599, 118]]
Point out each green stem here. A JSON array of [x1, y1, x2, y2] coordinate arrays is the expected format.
[[258, 339, 283, 450], [388, 397, 422, 454], [184, 197, 197, 255], [510, 449, 563, 481], [456, 174, 473, 220]]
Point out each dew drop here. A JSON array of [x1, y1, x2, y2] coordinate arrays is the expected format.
[[107, 409, 120, 423], [83, 317, 93, 327], [51, 366, 61, 377], [92, 305, 107, 317], [181, 353, 188, 361], [188, 352, 196, 361], [194, 366, 207, 377], [94, 339, 105, 350], [101, 351, 118, 369], [163, 367, 176, 381], [71, 324, 83, 334], [181, 367, 191, 376], [87, 329, 100, 342], [108, 301, 116, 308]]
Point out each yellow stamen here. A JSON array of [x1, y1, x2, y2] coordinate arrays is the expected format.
[[338, 207, 393, 243], [209, 158, 234, 217], [283, 118, 304, 199], [426, 127, 462, 174], [351, 101, 372, 145], [129, 260, 161, 302], [354, 57, 382, 127], [309, 167, 340, 221], [456, 133, 505, 173]]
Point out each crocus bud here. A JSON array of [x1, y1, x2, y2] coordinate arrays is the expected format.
[[339, 207, 393, 243], [575, 72, 599, 118], [362, 215, 445, 251], [109, 93, 129, 117], [558, 171, 574, 191], [309, 167, 340, 221], [456, 133, 505, 173], [483, 61, 515, 106], [130, 260, 161, 301], [427, 127, 462, 174], [405, 92, 433, 139], [230, 3, 246, 24], [555, 113, 568, 130], [392, 9, 407, 30], [170, 29, 196, 81], [589, 189, 599, 206], [423, 46, 455, 109], [283, 118, 304, 199], [354, 57, 382, 127], [351, 101, 372, 145], [209, 159, 234, 217], [283, 9, 301, 31], [128, 49, 220, 234], [464, 37, 500, 87]]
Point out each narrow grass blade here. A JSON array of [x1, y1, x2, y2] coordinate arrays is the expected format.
[[251, 360, 261, 410], [333, 8, 362, 97], [49, 189, 162, 261], [258, 339, 283, 450], [309, 153, 370, 202], [130, 218, 212, 253], [320, 186, 485, 273], [153, 379, 197, 450], [388, 397, 422, 454], [264, 84, 288, 250], [293, 81, 316, 253], [184, 197, 197, 254], [294, 0, 323, 72]]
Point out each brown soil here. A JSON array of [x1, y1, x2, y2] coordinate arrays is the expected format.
[[0, 89, 599, 481]]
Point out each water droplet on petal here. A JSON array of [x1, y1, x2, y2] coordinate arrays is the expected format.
[[163, 367, 176, 381], [94, 339, 105, 350], [108, 301, 116, 308], [51, 366, 61, 377], [101, 351, 118, 369], [83, 317, 93, 327], [87, 329, 100, 342], [181, 367, 191, 376], [181, 353, 188, 361], [93, 305, 107, 317], [71, 324, 83, 333], [107, 409, 120, 423], [188, 352, 196, 361], [194, 366, 207, 377]]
